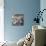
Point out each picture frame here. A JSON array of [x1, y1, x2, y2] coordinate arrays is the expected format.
[[12, 14, 24, 26]]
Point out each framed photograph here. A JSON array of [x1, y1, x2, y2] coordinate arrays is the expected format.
[[12, 14, 24, 26]]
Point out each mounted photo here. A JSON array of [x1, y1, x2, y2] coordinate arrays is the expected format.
[[12, 14, 24, 26]]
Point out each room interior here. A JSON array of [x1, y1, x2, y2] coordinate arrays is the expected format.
[[0, 0, 46, 46]]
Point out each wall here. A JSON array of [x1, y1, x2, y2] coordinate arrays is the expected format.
[[4, 0, 40, 42], [40, 0, 46, 27], [0, 0, 4, 42], [40, 0, 46, 45]]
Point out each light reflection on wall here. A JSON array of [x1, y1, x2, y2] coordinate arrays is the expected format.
[[0, 0, 4, 42]]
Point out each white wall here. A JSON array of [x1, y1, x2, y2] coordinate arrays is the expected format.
[[0, 0, 4, 42]]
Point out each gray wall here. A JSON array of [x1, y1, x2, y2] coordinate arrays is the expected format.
[[4, 0, 40, 42]]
